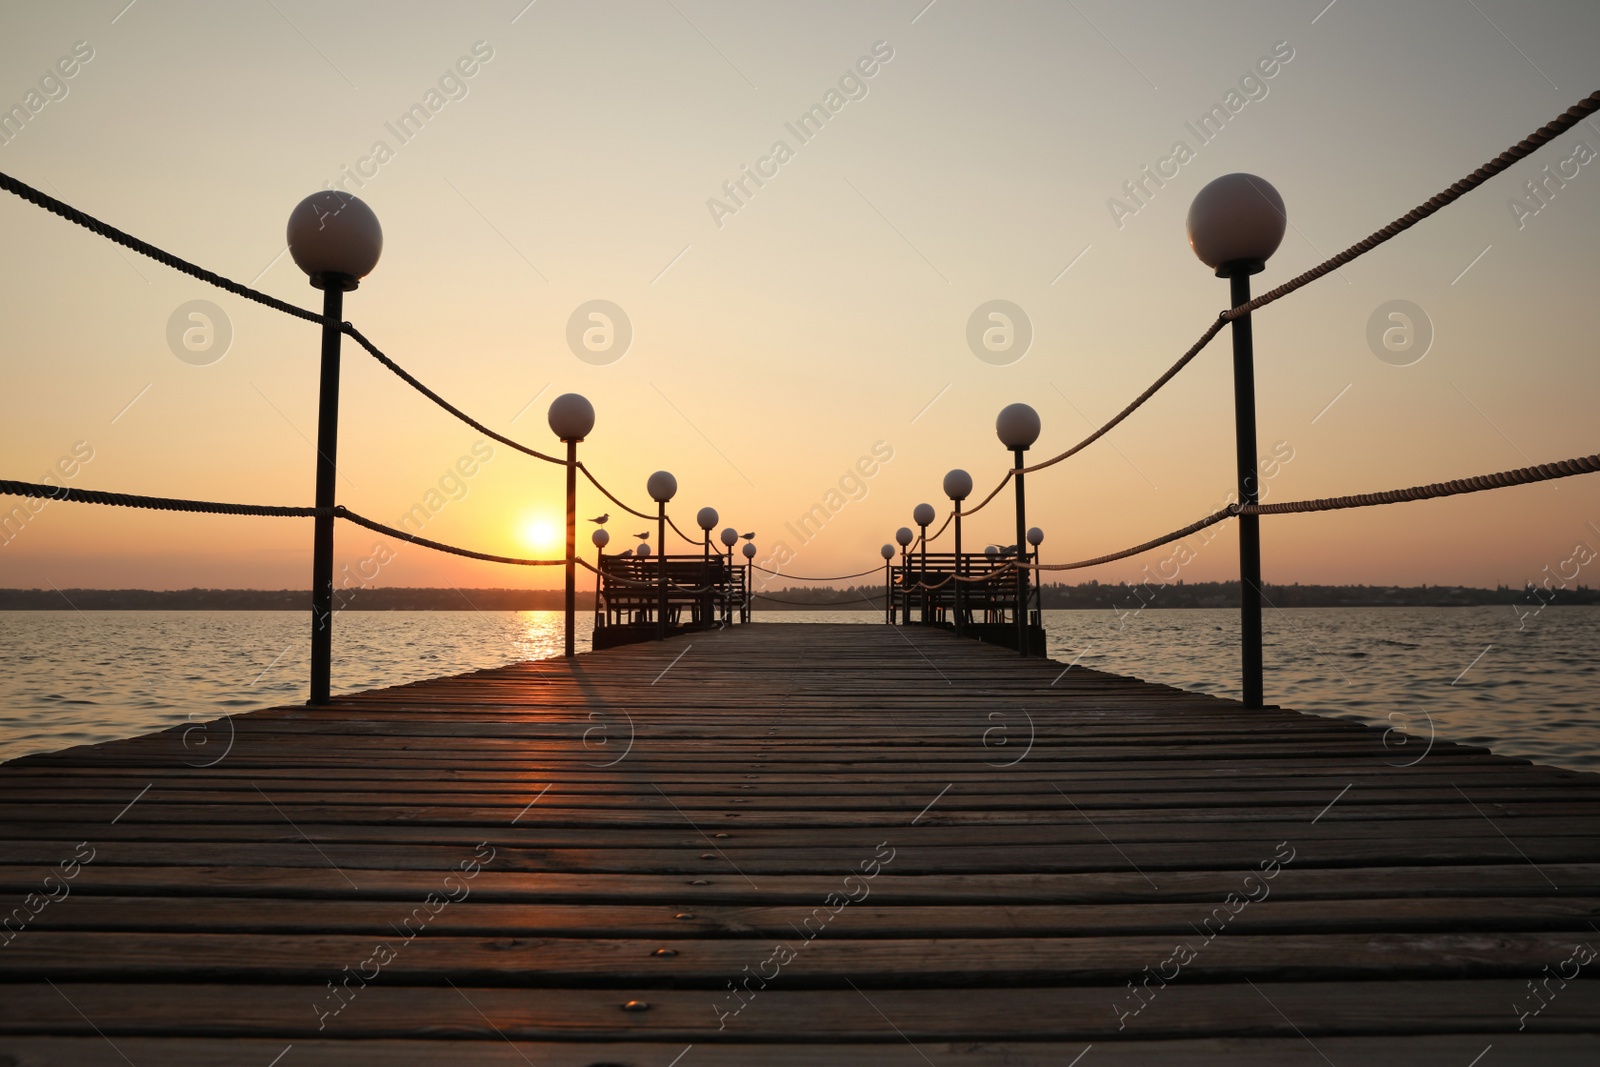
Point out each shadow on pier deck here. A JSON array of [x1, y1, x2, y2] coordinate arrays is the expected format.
[[1, 623, 1597, 1065]]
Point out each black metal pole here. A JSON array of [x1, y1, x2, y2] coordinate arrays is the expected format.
[[564, 440, 578, 658], [657, 504, 667, 640], [899, 547, 908, 625], [309, 280, 346, 706], [1013, 447, 1029, 657], [953, 511, 963, 637], [1228, 269, 1264, 708], [884, 559, 891, 624], [918, 526, 928, 625]]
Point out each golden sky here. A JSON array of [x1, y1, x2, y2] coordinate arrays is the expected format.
[[1, 0, 1597, 592]]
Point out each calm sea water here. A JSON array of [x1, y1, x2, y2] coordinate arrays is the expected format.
[[0, 607, 1595, 772]]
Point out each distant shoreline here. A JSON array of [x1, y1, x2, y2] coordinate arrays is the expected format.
[[0, 583, 1591, 611]]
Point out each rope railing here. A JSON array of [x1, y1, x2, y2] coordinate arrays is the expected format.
[[576, 462, 657, 521], [0, 479, 321, 518], [1016, 449, 1600, 573], [1238, 453, 1600, 516], [0, 167, 722, 549], [752, 563, 887, 581], [0, 479, 768, 585], [952, 89, 1600, 519]]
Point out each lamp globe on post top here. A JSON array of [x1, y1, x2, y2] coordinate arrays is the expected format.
[[720, 527, 738, 548], [880, 544, 896, 624], [943, 469, 973, 637], [996, 402, 1040, 657], [1187, 173, 1285, 710], [1026, 527, 1043, 547], [289, 190, 382, 707], [739, 539, 756, 623], [647, 472, 677, 639], [287, 191, 383, 291], [635, 541, 651, 558], [893, 526, 914, 626], [547, 394, 595, 442], [693, 507, 719, 626], [548, 393, 595, 659], [592, 529, 610, 550]]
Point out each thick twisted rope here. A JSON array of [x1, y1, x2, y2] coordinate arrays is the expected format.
[[339, 325, 563, 465], [1240, 453, 1600, 516], [0, 171, 323, 324], [576, 463, 656, 521], [962, 89, 1600, 509], [334, 508, 565, 565], [752, 563, 886, 581], [0, 170, 568, 467], [1029, 509, 1235, 572], [1226, 91, 1600, 321], [0, 479, 320, 517]]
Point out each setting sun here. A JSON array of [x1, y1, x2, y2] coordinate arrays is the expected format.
[[519, 516, 560, 554]]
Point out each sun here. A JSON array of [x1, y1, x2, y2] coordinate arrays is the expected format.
[[519, 516, 560, 553]]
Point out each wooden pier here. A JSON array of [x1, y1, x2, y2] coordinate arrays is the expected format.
[[1, 623, 1597, 1064]]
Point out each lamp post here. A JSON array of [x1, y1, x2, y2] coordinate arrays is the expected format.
[[287, 190, 382, 706], [548, 394, 595, 658], [894, 526, 914, 626], [648, 471, 677, 640], [720, 527, 738, 624], [996, 403, 1041, 656], [742, 541, 757, 622], [943, 469, 972, 637], [912, 503, 935, 625], [1187, 173, 1287, 710], [1026, 526, 1044, 622], [880, 544, 895, 624], [696, 506, 718, 628], [591, 527, 610, 630]]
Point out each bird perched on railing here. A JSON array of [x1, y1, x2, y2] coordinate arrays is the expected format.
[[587, 513, 609, 524]]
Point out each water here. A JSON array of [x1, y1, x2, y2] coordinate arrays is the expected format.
[[1, 607, 1596, 773], [0, 611, 591, 764]]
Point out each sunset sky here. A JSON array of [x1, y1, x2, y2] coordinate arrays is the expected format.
[[1, 0, 1597, 593]]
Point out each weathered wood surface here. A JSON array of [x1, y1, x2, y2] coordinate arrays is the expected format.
[[1, 622, 1595, 1065]]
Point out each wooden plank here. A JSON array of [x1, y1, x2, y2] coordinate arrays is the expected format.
[[2, 981, 1596, 1039], [1, 622, 1595, 1059]]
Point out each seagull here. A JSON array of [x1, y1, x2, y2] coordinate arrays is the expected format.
[[587, 513, 609, 524], [634, 532, 650, 540], [740, 532, 755, 540]]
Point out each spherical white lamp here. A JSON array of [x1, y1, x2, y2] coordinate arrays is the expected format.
[[912, 503, 936, 527], [647, 471, 677, 503], [1186, 173, 1286, 277], [635, 541, 652, 558], [996, 403, 1041, 451], [742, 542, 757, 559], [592, 528, 610, 549], [720, 527, 738, 548], [880, 544, 895, 560], [1026, 527, 1044, 547], [895, 527, 914, 548], [944, 469, 972, 502], [547, 393, 595, 443], [696, 506, 719, 531], [287, 191, 382, 290]]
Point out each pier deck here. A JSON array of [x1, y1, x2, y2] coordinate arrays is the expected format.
[[1, 623, 1597, 1064]]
